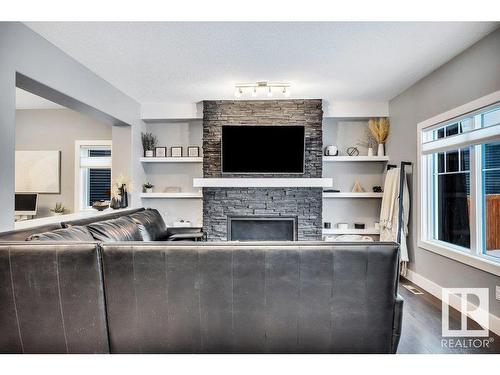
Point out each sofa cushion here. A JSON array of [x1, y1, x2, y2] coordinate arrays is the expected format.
[[0, 223, 64, 242], [128, 209, 167, 241], [62, 208, 145, 228], [26, 226, 95, 241], [87, 216, 143, 242]]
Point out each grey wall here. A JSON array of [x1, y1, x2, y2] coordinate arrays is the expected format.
[[388, 28, 500, 317], [0, 22, 144, 231], [15, 108, 111, 217]]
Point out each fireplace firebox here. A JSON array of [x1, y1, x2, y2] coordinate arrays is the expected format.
[[227, 216, 297, 241]]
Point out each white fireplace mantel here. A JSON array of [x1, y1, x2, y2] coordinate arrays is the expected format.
[[193, 178, 333, 188]]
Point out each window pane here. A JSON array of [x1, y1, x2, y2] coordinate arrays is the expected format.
[[437, 127, 445, 139], [437, 152, 445, 173], [433, 149, 471, 249], [482, 107, 500, 128], [89, 149, 112, 157], [446, 123, 459, 136], [460, 118, 474, 133], [460, 148, 469, 171], [88, 168, 111, 205], [445, 150, 459, 172], [483, 142, 500, 259]]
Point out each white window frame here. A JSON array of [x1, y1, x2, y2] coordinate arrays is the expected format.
[[74, 140, 112, 212], [417, 90, 500, 277]]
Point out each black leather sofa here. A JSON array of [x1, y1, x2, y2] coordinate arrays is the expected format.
[[0, 209, 403, 354]]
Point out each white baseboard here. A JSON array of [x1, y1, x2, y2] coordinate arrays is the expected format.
[[404, 269, 500, 336]]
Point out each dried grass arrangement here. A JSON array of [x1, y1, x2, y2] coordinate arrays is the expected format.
[[368, 117, 390, 144]]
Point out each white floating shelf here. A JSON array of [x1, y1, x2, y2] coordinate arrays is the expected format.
[[140, 192, 203, 199], [323, 192, 383, 198], [323, 228, 380, 235], [323, 156, 389, 162], [140, 157, 202, 163], [193, 178, 333, 188]]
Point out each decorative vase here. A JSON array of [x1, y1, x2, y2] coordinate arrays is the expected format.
[[145, 150, 154, 157], [110, 197, 121, 209], [377, 143, 385, 156], [119, 185, 128, 208], [145, 188, 153, 194], [367, 147, 374, 157]]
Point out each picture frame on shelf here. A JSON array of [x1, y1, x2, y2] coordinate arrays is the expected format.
[[155, 147, 166, 158], [171, 146, 183, 157], [187, 146, 200, 157]]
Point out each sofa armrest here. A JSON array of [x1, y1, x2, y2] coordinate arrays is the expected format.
[[391, 294, 404, 353]]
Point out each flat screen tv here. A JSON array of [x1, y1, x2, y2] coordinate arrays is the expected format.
[[222, 125, 305, 174]]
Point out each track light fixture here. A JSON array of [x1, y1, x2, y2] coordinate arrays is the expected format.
[[234, 81, 291, 98]]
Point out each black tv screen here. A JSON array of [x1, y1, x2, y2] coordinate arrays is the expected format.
[[222, 125, 305, 173]]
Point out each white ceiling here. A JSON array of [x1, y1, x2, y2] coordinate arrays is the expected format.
[[16, 88, 63, 109], [25, 22, 498, 104]]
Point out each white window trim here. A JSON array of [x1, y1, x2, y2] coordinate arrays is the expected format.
[[74, 140, 112, 212], [417, 90, 500, 277]]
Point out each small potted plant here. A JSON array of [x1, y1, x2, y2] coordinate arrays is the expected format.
[[50, 202, 66, 216], [143, 182, 154, 194], [141, 132, 158, 157]]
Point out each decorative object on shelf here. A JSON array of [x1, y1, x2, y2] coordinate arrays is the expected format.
[[91, 200, 109, 211], [119, 185, 128, 208], [143, 182, 154, 194], [324, 145, 338, 156], [172, 220, 192, 227], [346, 147, 359, 156], [368, 117, 390, 156], [335, 235, 374, 242], [187, 146, 200, 157], [155, 147, 166, 158], [337, 222, 348, 230], [372, 186, 383, 193], [50, 202, 66, 216], [323, 189, 340, 193], [357, 129, 377, 156], [374, 222, 380, 230], [324, 222, 331, 229], [141, 132, 158, 157], [110, 197, 121, 210], [171, 146, 183, 157], [352, 181, 364, 192], [354, 223, 366, 229], [111, 175, 132, 209]]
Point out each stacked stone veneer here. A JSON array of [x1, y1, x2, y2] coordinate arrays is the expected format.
[[202, 100, 323, 241]]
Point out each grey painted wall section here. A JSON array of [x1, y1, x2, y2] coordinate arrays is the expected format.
[[16, 108, 111, 217], [388, 28, 500, 317], [0, 22, 144, 231]]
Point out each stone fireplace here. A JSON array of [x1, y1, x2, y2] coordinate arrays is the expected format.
[[202, 99, 323, 241]]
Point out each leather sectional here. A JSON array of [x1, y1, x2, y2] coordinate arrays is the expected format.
[[0, 208, 403, 354]]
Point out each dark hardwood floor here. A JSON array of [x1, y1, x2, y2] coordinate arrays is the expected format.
[[397, 278, 500, 354]]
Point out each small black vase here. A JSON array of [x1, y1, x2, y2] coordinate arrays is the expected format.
[[119, 185, 128, 208]]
